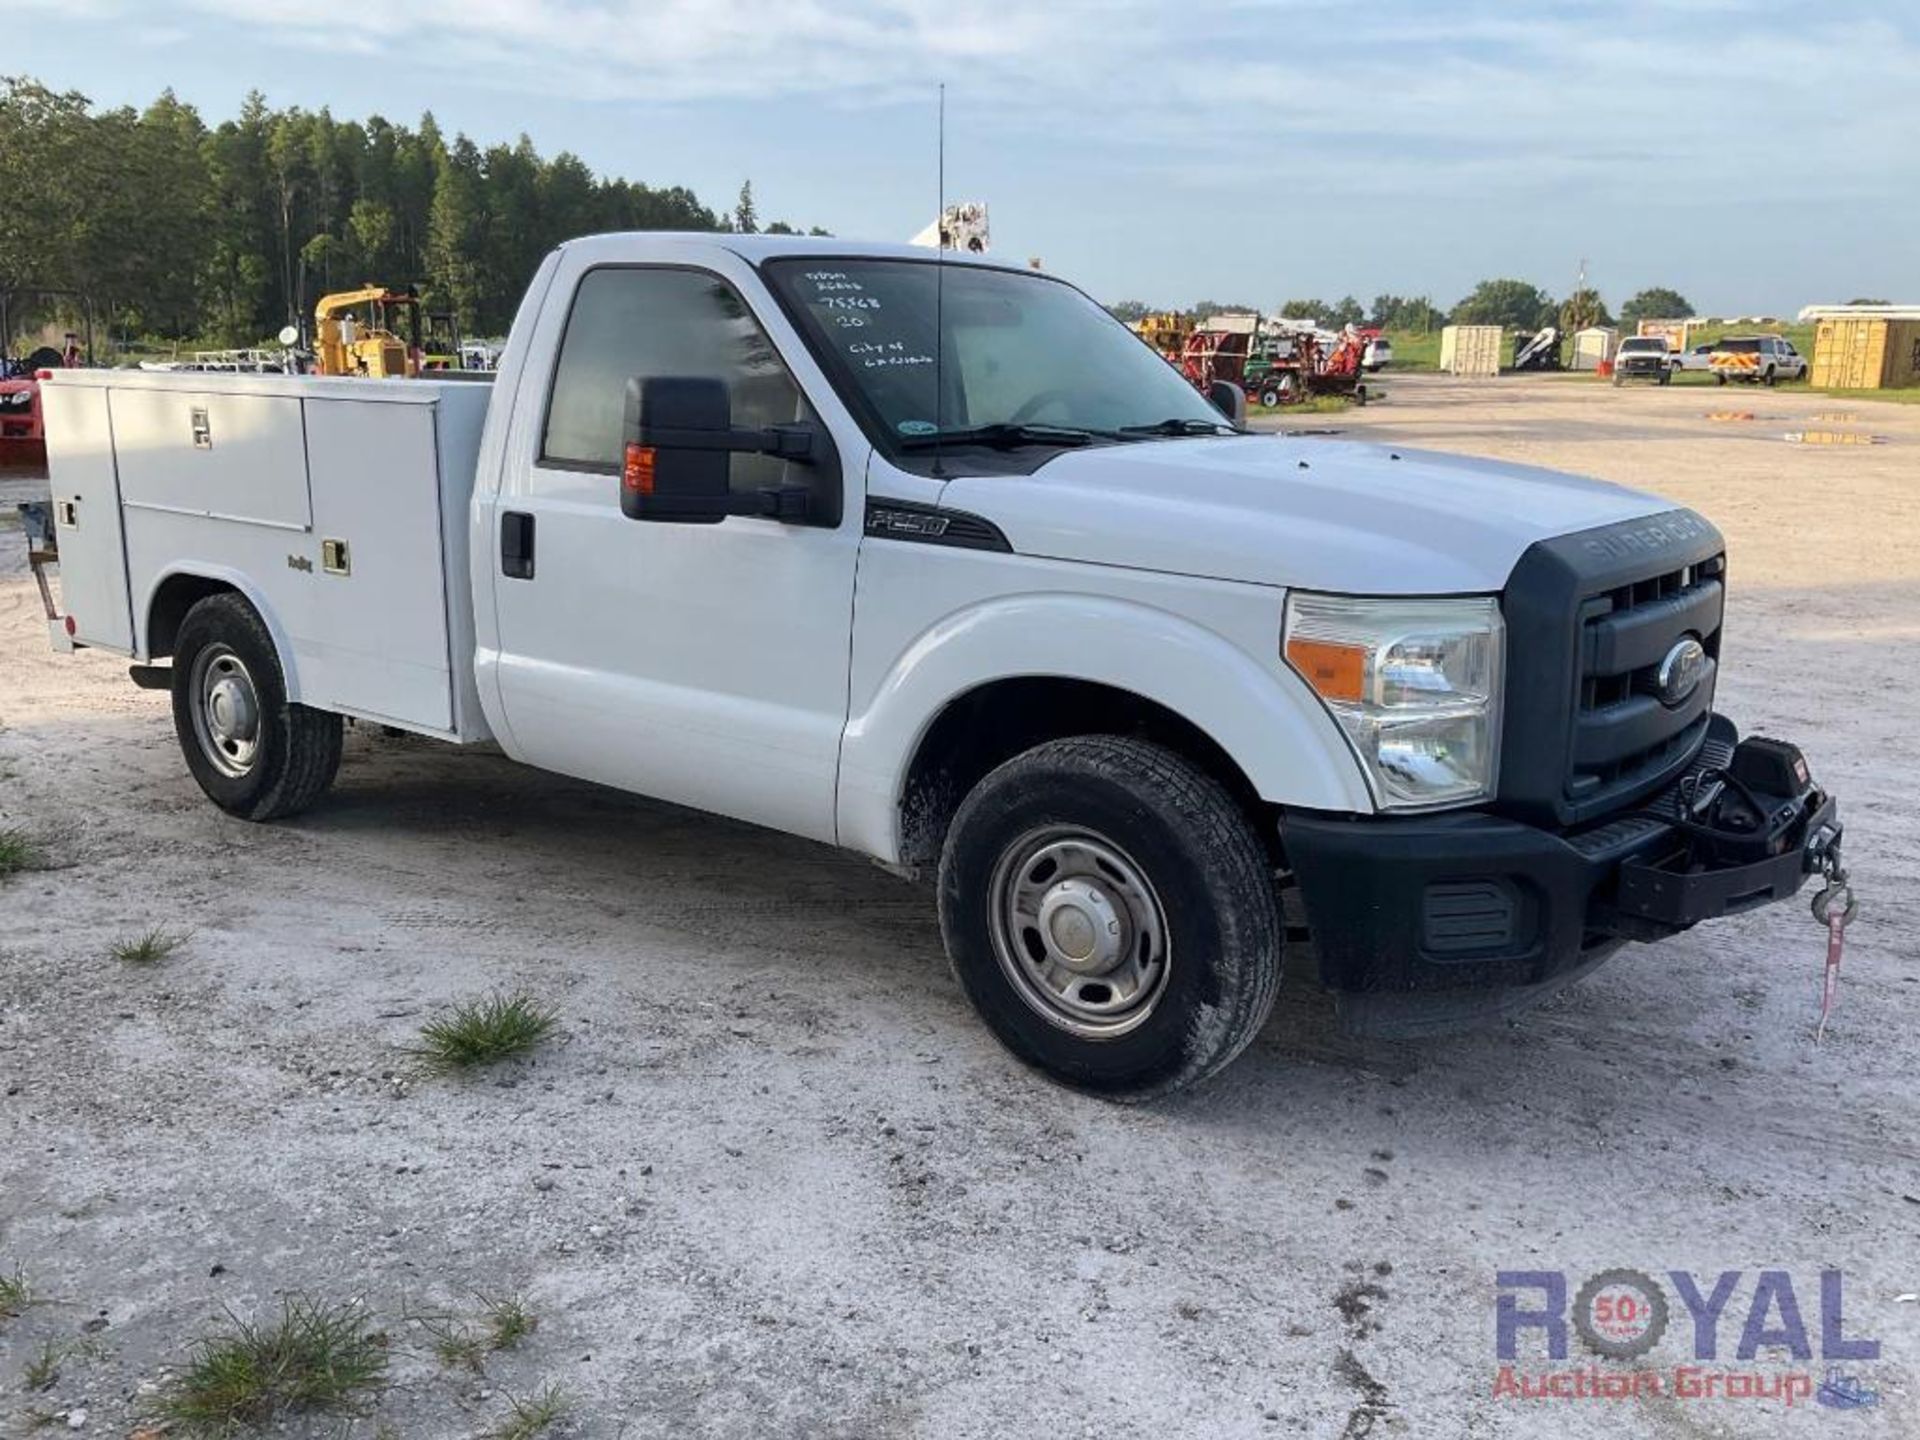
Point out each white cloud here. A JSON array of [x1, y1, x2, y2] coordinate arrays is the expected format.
[[137, 0, 1917, 201]]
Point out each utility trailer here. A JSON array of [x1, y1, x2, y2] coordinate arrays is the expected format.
[[34, 370, 492, 740]]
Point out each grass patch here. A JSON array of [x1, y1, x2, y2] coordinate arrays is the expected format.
[[1814, 385, 1920, 405], [165, 1297, 388, 1432], [24, 1339, 62, 1391], [494, 1383, 569, 1440], [0, 827, 41, 878], [0, 1264, 30, 1317], [1251, 393, 1354, 418], [111, 927, 191, 964], [482, 1293, 537, 1351], [418, 1313, 487, 1372], [416, 992, 558, 1071], [409, 1292, 536, 1371]]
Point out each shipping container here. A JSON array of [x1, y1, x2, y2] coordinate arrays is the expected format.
[[1637, 319, 1696, 351], [1571, 327, 1620, 372], [1810, 317, 1920, 390], [1439, 325, 1503, 378]]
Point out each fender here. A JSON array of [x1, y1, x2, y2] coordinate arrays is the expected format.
[[139, 562, 307, 703], [836, 589, 1374, 863]]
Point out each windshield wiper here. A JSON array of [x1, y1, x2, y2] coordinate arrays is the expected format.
[[1117, 417, 1245, 438], [896, 422, 1107, 451]]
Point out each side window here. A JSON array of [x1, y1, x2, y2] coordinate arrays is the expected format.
[[542, 267, 804, 495]]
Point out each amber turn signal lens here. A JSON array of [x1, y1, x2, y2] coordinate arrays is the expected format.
[[1286, 636, 1366, 703], [622, 442, 656, 495]]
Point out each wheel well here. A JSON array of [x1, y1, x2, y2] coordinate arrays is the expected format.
[[146, 574, 238, 658], [898, 677, 1272, 870]]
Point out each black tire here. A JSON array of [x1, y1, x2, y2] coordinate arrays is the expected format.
[[170, 593, 342, 821], [1764, 366, 1777, 387], [1258, 384, 1282, 409], [1659, 367, 1672, 385], [937, 736, 1281, 1099], [1715, 372, 1728, 386], [1354, 383, 1368, 406]]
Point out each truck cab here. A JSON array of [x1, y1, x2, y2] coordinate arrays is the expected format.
[[31, 234, 1842, 1098]]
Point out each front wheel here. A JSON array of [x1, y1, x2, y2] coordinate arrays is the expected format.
[[1258, 384, 1283, 408], [937, 736, 1282, 1099], [1764, 366, 1777, 387], [171, 593, 342, 820]]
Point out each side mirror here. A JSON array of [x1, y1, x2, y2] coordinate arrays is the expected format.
[[621, 375, 817, 524], [1208, 379, 1248, 427]]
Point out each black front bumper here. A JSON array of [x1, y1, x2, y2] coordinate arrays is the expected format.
[[1283, 715, 1839, 994]]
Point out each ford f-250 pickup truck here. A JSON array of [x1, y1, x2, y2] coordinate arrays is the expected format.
[[27, 235, 1842, 1097]]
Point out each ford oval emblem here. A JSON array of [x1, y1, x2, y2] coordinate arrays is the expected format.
[[1655, 637, 1707, 707]]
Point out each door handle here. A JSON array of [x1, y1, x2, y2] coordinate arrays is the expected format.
[[501, 511, 535, 580]]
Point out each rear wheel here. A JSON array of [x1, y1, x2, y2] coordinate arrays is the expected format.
[[1258, 383, 1283, 408], [1764, 366, 1777, 387], [1715, 372, 1728, 386], [171, 593, 342, 820], [937, 736, 1281, 1099]]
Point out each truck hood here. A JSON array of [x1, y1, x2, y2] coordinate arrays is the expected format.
[[936, 435, 1672, 593]]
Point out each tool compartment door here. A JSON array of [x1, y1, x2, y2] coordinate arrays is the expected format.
[[299, 396, 455, 732], [108, 387, 311, 530], [42, 383, 134, 651]]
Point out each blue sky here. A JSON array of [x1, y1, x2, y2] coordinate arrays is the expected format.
[[15, 0, 1917, 314]]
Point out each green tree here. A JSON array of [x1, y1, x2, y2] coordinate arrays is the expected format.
[[1619, 287, 1694, 326], [1452, 279, 1555, 330], [733, 179, 758, 235], [1559, 286, 1611, 332], [1277, 297, 1330, 324], [427, 136, 490, 331], [1106, 299, 1152, 324], [0, 73, 787, 348]]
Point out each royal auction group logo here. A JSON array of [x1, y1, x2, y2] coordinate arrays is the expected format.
[[1494, 1268, 1881, 1410]]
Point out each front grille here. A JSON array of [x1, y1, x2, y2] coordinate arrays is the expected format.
[[1569, 556, 1723, 809], [1500, 508, 1728, 827]]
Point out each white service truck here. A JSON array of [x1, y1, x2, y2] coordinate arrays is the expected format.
[[27, 235, 1842, 1097]]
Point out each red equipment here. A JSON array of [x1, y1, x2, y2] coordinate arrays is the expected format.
[[0, 366, 49, 473]]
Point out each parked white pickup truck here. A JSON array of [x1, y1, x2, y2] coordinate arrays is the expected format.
[[28, 235, 1842, 1097]]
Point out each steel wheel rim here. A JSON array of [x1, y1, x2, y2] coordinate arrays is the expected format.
[[986, 826, 1171, 1039], [190, 643, 262, 779]]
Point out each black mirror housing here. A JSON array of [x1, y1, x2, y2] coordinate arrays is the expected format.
[[1208, 379, 1248, 427], [621, 375, 819, 524]]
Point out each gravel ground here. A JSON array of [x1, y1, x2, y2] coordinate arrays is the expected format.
[[1, 375, 1915, 1438]]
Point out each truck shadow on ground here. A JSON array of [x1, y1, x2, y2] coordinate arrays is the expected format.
[[303, 731, 1560, 1088]]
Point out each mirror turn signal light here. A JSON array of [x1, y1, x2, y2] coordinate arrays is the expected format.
[[623, 442, 656, 495]]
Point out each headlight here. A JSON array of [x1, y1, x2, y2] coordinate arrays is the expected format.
[[1283, 593, 1503, 810]]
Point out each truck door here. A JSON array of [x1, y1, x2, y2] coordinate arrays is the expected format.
[[41, 383, 134, 652], [486, 261, 860, 845]]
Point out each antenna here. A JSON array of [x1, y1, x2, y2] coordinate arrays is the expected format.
[[931, 82, 947, 479]]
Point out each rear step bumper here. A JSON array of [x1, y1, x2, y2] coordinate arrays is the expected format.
[[15, 500, 72, 653], [1282, 714, 1839, 996]]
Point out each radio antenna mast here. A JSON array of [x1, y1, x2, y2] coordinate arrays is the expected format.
[[932, 82, 947, 479]]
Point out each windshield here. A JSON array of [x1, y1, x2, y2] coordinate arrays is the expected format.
[[764, 258, 1228, 458], [1619, 338, 1665, 353]]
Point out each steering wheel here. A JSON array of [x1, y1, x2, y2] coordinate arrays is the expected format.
[[1007, 388, 1080, 424]]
